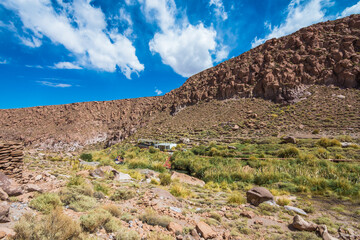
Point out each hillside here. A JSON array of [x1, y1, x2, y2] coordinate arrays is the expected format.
[[1, 14, 360, 150]]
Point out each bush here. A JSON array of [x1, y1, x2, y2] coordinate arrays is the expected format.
[[318, 138, 341, 148], [277, 147, 300, 158], [139, 208, 172, 227], [94, 182, 111, 195], [80, 153, 93, 162], [102, 204, 122, 217], [159, 173, 171, 186], [29, 193, 62, 214], [59, 187, 97, 212], [14, 208, 81, 240], [115, 228, 141, 240], [258, 202, 278, 215], [80, 209, 112, 233], [104, 217, 122, 233], [276, 197, 291, 206], [227, 192, 246, 205], [110, 188, 136, 201], [170, 184, 191, 198]]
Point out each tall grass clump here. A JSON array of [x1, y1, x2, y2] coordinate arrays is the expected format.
[[318, 138, 341, 148]]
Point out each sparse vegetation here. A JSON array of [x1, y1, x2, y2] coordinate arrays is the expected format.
[[139, 208, 172, 228], [29, 193, 62, 214]]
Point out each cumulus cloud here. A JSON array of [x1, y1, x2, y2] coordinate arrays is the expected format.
[[209, 0, 228, 21], [0, 0, 144, 78], [142, 0, 228, 77], [251, 0, 331, 48], [154, 88, 163, 95], [52, 62, 82, 69], [339, 1, 360, 18], [37, 81, 72, 88]]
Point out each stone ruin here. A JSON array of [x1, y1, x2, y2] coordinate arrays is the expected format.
[[0, 141, 23, 179]]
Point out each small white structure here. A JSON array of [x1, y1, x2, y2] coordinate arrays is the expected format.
[[154, 143, 177, 151]]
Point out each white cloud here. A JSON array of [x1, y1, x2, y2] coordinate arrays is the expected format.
[[155, 88, 162, 95], [52, 62, 82, 69], [0, 58, 8, 64], [339, 1, 360, 18], [142, 0, 228, 77], [251, 0, 331, 48], [37, 81, 72, 88], [0, 0, 144, 79], [25, 64, 43, 68], [209, 0, 228, 21]]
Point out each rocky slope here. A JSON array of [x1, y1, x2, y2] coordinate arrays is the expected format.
[[1, 15, 360, 150]]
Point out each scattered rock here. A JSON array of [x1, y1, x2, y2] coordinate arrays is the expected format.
[[0, 172, 22, 196], [0, 228, 15, 239], [336, 95, 345, 99], [240, 211, 256, 219], [34, 175, 43, 181], [168, 222, 183, 234], [170, 206, 182, 213], [76, 170, 90, 178], [292, 215, 317, 231], [285, 205, 307, 216], [113, 172, 133, 182], [0, 202, 10, 223], [179, 137, 190, 144], [0, 231, 6, 239], [254, 220, 263, 225], [228, 146, 237, 150], [196, 221, 217, 239], [171, 172, 205, 187], [246, 187, 274, 206]]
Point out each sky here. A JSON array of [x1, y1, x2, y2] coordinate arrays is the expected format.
[[0, 0, 359, 109]]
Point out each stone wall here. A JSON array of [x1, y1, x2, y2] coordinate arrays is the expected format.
[[0, 142, 23, 178]]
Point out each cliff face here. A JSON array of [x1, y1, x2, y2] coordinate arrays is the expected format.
[[1, 15, 360, 150]]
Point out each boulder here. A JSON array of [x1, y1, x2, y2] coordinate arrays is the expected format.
[[240, 211, 256, 219], [179, 137, 190, 144], [90, 166, 132, 182], [285, 205, 307, 216], [282, 136, 297, 144], [171, 172, 205, 187], [0, 188, 8, 201], [168, 222, 183, 234], [113, 172, 133, 182], [246, 187, 274, 206], [25, 184, 43, 193], [318, 225, 338, 240], [292, 215, 317, 231], [0, 231, 6, 239], [0, 202, 10, 223], [196, 221, 217, 239], [0, 172, 22, 196]]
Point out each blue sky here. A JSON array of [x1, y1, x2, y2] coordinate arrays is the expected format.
[[0, 0, 359, 109]]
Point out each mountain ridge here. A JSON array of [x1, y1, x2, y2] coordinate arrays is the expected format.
[[1, 14, 360, 150]]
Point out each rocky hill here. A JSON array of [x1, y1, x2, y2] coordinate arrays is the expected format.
[[1, 14, 360, 150]]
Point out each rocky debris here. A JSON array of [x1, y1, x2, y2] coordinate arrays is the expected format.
[[227, 146, 237, 150], [171, 172, 205, 187], [341, 142, 358, 148], [284, 205, 307, 216], [282, 136, 297, 144], [291, 215, 317, 231], [0, 231, 5, 239], [338, 227, 360, 240], [76, 170, 90, 178], [168, 222, 183, 234], [0, 202, 10, 223], [246, 187, 274, 206], [0, 142, 23, 179], [195, 221, 217, 239], [34, 174, 43, 181], [0, 228, 15, 239], [318, 225, 339, 240]]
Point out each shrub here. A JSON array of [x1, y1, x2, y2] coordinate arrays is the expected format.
[[276, 197, 291, 206], [110, 188, 136, 201], [277, 147, 300, 158], [80, 153, 93, 162], [59, 187, 97, 212], [150, 178, 160, 185], [139, 208, 172, 228], [258, 202, 278, 215], [94, 182, 111, 195], [318, 138, 341, 148], [80, 209, 112, 233], [170, 184, 191, 198], [115, 228, 141, 240], [227, 192, 246, 205], [14, 208, 81, 240], [102, 204, 122, 217], [159, 173, 171, 186], [29, 193, 62, 214], [104, 217, 122, 233], [67, 176, 86, 187], [316, 148, 329, 159], [312, 129, 320, 134]]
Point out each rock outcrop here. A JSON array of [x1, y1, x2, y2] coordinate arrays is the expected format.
[[0, 15, 359, 150], [246, 187, 274, 206], [0, 142, 23, 179]]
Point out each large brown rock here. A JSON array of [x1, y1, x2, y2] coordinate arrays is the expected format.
[[196, 221, 216, 239], [0, 202, 10, 223], [168, 222, 183, 234], [0, 188, 8, 201], [246, 187, 274, 206], [171, 172, 205, 187], [292, 215, 317, 231], [0, 171, 22, 196]]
